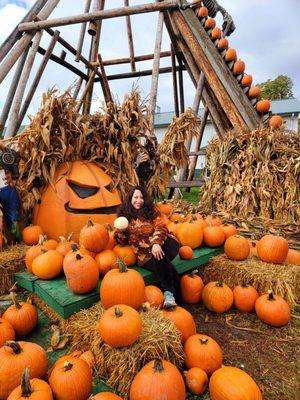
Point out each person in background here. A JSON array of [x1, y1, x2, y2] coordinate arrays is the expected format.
[[114, 185, 180, 308]]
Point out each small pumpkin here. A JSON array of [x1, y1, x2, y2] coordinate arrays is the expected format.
[[41, 236, 58, 250], [145, 285, 164, 308], [90, 393, 123, 400], [98, 305, 142, 347], [32, 249, 63, 280], [210, 27, 222, 40], [255, 290, 291, 327], [241, 74, 253, 86], [224, 235, 250, 260], [269, 115, 283, 128], [63, 253, 99, 294], [167, 220, 180, 237], [63, 244, 95, 268], [25, 242, 47, 274], [184, 334, 223, 375], [7, 366, 53, 400], [79, 219, 109, 253], [156, 200, 173, 216], [79, 350, 95, 370], [205, 214, 222, 226], [185, 367, 208, 396], [100, 260, 145, 309], [285, 249, 300, 265], [162, 306, 196, 343], [233, 282, 259, 312], [0, 318, 15, 347], [22, 225, 43, 245], [197, 6, 208, 18], [0, 341, 48, 400], [180, 271, 204, 304], [113, 245, 137, 266], [217, 38, 228, 50], [233, 59, 245, 75], [220, 224, 237, 239], [248, 86, 261, 98], [179, 246, 193, 259], [209, 366, 262, 400], [204, 18, 216, 30], [49, 358, 92, 400], [202, 281, 233, 313], [256, 234, 289, 263], [104, 224, 117, 249], [2, 292, 38, 337], [169, 213, 184, 223], [56, 234, 76, 256], [95, 249, 118, 276], [256, 99, 270, 113], [129, 359, 186, 400], [113, 217, 129, 231], [203, 226, 226, 247], [176, 221, 203, 249], [224, 48, 237, 62]]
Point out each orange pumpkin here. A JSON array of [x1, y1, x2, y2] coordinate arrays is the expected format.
[[224, 48, 237, 62], [177, 221, 203, 249], [79, 220, 109, 253], [63, 253, 99, 294], [185, 367, 208, 396], [180, 271, 204, 304], [0, 318, 15, 347], [179, 246, 193, 259], [205, 214, 222, 226], [257, 234, 289, 263], [98, 305, 142, 347], [197, 6, 208, 18], [32, 249, 63, 279], [56, 234, 77, 256], [285, 249, 300, 265], [145, 285, 164, 308], [256, 99, 270, 113], [2, 293, 38, 337], [203, 226, 226, 247], [25, 243, 47, 274], [0, 341, 48, 400], [184, 334, 223, 375], [33, 161, 121, 242], [202, 281, 233, 313], [241, 74, 253, 86], [269, 115, 283, 128], [113, 245, 136, 266], [95, 249, 118, 276], [255, 290, 291, 327], [162, 306, 196, 343], [220, 224, 237, 239], [157, 200, 173, 216], [130, 359, 186, 400], [248, 86, 261, 98], [79, 350, 95, 370], [41, 237, 58, 250], [209, 366, 262, 400], [104, 224, 117, 250], [210, 27, 222, 40], [204, 18, 216, 30], [100, 260, 145, 309], [167, 220, 181, 237], [22, 225, 43, 245], [224, 235, 250, 260], [169, 213, 184, 223], [217, 38, 228, 50], [233, 283, 259, 312], [91, 393, 123, 400], [63, 244, 95, 268], [233, 59, 245, 75]]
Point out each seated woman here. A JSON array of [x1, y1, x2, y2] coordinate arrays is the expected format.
[[114, 185, 180, 309]]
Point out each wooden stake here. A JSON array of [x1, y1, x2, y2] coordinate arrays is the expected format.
[[149, 11, 164, 131], [124, 0, 136, 72], [4, 31, 43, 138], [177, 56, 185, 113], [76, 69, 96, 113], [18, 0, 179, 31], [102, 50, 170, 66], [17, 31, 60, 129], [73, 77, 83, 100], [0, 0, 60, 84], [75, 0, 92, 61], [0, 47, 29, 134], [94, 65, 184, 81], [171, 44, 179, 118], [98, 54, 112, 104]]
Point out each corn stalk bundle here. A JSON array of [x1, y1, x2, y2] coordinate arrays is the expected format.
[[201, 127, 300, 225]]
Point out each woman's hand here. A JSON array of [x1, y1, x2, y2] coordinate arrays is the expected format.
[[152, 244, 165, 260]]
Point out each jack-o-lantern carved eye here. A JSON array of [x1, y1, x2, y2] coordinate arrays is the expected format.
[[67, 180, 99, 199], [104, 182, 114, 192]]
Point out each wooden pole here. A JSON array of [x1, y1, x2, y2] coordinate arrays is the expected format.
[[94, 65, 184, 81], [73, 77, 83, 100], [0, 0, 48, 63], [124, 0, 136, 72], [18, 0, 179, 31], [17, 31, 60, 128], [4, 31, 43, 138], [0, 0, 60, 85], [149, 11, 164, 131], [102, 50, 170, 66], [98, 54, 113, 104], [177, 56, 185, 113], [0, 47, 29, 134], [76, 69, 96, 113], [171, 44, 179, 118], [75, 0, 92, 61]]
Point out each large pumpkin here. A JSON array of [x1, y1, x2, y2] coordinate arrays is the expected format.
[[33, 161, 122, 242], [202, 281, 233, 313], [162, 306, 196, 343]]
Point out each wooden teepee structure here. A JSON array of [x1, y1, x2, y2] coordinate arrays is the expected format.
[[0, 0, 266, 188]]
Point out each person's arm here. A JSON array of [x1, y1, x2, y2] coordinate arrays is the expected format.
[[150, 216, 169, 246], [114, 228, 129, 246]]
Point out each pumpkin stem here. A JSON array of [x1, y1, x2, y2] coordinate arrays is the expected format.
[[63, 361, 73, 371], [241, 281, 248, 288], [216, 281, 223, 287], [20, 367, 32, 397], [6, 340, 22, 354], [189, 216, 197, 223], [114, 307, 123, 318], [67, 232, 74, 241], [76, 253, 83, 261], [189, 269, 198, 278], [153, 359, 164, 373], [104, 224, 113, 232], [10, 291, 22, 310], [87, 219, 94, 227], [37, 234, 45, 245], [200, 338, 209, 345], [71, 244, 79, 252], [116, 258, 128, 273], [267, 290, 275, 301]]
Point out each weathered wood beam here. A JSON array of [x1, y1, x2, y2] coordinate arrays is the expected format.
[[76, 69, 96, 113], [0, 0, 60, 84], [72, 77, 84, 100], [18, 0, 179, 31], [167, 180, 204, 188], [95, 65, 185, 81], [171, 44, 179, 118], [124, 0, 136, 72], [75, 0, 92, 61], [18, 31, 60, 129], [98, 54, 113, 104], [102, 51, 171, 66], [149, 11, 164, 130], [0, 0, 48, 63]]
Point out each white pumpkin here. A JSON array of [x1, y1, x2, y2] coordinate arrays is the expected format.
[[114, 217, 129, 230]]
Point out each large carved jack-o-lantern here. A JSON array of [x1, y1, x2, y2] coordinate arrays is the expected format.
[[33, 161, 121, 241]]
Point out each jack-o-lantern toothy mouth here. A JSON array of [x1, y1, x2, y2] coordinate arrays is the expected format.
[[64, 202, 119, 214]]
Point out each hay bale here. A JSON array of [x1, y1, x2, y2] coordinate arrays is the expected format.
[[204, 254, 300, 307], [0, 244, 27, 295]]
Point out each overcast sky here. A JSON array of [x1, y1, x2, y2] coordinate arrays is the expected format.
[[0, 0, 299, 125]]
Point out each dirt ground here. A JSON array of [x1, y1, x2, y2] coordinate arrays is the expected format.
[[184, 302, 299, 400]]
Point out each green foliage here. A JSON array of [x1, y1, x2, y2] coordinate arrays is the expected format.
[[257, 75, 294, 100], [182, 187, 201, 205]]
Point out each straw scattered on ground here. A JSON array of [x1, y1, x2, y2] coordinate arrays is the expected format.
[[0, 244, 27, 295]]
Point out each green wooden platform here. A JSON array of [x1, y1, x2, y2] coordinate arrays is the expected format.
[[15, 246, 223, 319]]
